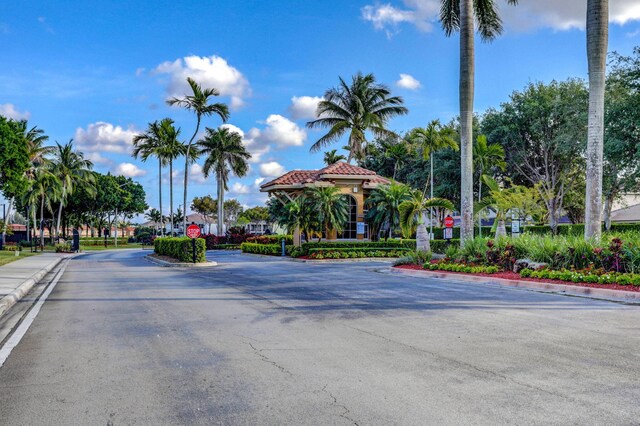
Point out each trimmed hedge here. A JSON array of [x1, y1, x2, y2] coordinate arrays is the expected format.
[[154, 237, 206, 262], [309, 249, 408, 259], [79, 238, 129, 246], [241, 242, 292, 256], [245, 235, 293, 245], [208, 244, 242, 250]]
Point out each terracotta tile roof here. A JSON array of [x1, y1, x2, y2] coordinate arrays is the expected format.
[[260, 162, 389, 190]]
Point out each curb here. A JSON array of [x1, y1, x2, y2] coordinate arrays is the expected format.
[[0, 256, 64, 318], [389, 267, 640, 304], [144, 255, 218, 268]]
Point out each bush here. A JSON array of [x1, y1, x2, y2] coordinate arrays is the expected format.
[[424, 262, 500, 274], [430, 239, 459, 254], [208, 244, 242, 250], [3, 245, 20, 252], [246, 235, 293, 245], [241, 242, 289, 256], [154, 237, 206, 262], [55, 242, 71, 253], [307, 248, 409, 259]]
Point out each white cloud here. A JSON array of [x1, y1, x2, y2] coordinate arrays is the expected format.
[[396, 73, 421, 90], [155, 55, 250, 109], [84, 152, 113, 166], [260, 114, 306, 148], [74, 122, 137, 154], [289, 96, 323, 120], [113, 162, 146, 178], [189, 163, 208, 184], [221, 123, 270, 163], [254, 177, 265, 187], [0, 103, 30, 120], [362, 0, 640, 34], [230, 182, 250, 194], [260, 161, 286, 177]]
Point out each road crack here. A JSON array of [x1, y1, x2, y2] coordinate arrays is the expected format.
[[321, 384, 359, 425], [246, 342, 293, 376]]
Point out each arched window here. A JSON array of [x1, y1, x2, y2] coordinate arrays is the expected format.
[[338, 195, 358, 239]]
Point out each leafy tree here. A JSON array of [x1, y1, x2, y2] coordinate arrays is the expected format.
[[191, 195, 217, 233], [584, 0, 609, 238], [365, 182, 412, 240], [304, 186, 349, 242], [223, 199, 244, 229], [167, 77, 230, 234], [399, 191, 454, 252], [240, 206, 269, 223], [440, 0, 519, 246], [323, 149, 347, 165], [198, 127, 251, 235], [307, 72, 408, 163], [482, 80, 588, 234]]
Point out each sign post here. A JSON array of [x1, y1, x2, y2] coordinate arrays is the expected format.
[[444, 215, 454, 245], [511, 213, 521, 238], [186, 223, 201, 264]]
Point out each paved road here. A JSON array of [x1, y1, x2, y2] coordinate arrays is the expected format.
[[0, 250, 639, 425]]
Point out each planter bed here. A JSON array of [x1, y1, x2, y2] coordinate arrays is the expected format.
[[394, 264, 640, 293]]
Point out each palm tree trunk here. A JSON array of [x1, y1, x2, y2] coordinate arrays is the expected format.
[[477, 173, 482, 238], [584, 0, 608, 239], [56, 201, 63, 241], [495, 219, 507, 239], [217, 169, 224, 237], [430, 155, 434, 239], [603, 194, 614, 231], [170, 160, 174, 236], [416, 213, 431, 253], [39, 194, 45, 251], [459, 0, 475, 247], [183, 115, 201, 235], [159, 159, 164, 236]]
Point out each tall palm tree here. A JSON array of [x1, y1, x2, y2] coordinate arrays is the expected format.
[[323, 149, 347, 165], [198, 127, 251, 236], [584, 0, 609, 239], [365, 182, 412, 240], [304, 186, 349, 242], [27, 168, 61, 250], [407, 120, 458, 238], [399, 190, 455, 252], [155, 119, 190, 236], [50, 141, 95, 238], [133, 120, 166, 236], [382, 139, 409, 180], [145, 208, 162, 235], [441, 0, 518, 246], [473, 134, 506, 236], [167, 77, 230, 234], [307, 72, 408, 163]]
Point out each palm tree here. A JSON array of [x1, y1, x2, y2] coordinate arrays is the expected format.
[[440, 0, 518, 246], [474, 175, 513, 239], [473, 134, 506, 236], [27, 168, 61, 250], [145, 208, 162, 235], [323, 149, 347, 165], [50, 141, 95, 239], [155, 119, 189, 236], [383, 139, 409, 180], [407, 120, 458, 238], [399, 190, 455, 252], [584, 0, 608, 239], [365, 182, 412, 240], [133, 120, 166, 236], [198, 127, 251, 236], [307, 72, 408, 163], [167, 77, 230, 234], [304, 186, 349, 242]]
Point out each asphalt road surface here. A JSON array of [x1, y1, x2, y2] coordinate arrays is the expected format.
[[0, 250, 639, 425]]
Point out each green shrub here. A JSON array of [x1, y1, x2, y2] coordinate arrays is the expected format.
[[154, 237, 206, 262], [423, 262, 499, 274], [55, 242, 71, 253], [241, 242, 292, 256], [245, 235, 293, 245], [208, 244, 242, 250], [3, 245, 20, 252]]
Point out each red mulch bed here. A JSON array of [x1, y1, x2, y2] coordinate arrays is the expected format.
[[394, 264, 640, 293]]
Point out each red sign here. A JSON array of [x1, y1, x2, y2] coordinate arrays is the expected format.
[[444, 216, 454, 228], [186, 224, 201, 239]]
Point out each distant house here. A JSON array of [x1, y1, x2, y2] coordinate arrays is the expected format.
[[260, 161, 390, 244], [609, 194, 640, 224]]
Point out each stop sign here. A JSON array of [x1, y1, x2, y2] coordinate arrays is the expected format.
[[186, 224, 201, 239], [444, 216, 454, 228]]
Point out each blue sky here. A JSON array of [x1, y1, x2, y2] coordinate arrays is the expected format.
[[1, 0, 640, 216]]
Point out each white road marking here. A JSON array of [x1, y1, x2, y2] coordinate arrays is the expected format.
[[0, 259, 68, 368]]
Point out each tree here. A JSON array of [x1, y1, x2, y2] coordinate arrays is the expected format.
[[167, 77, 230, 234], [472, 134, 505, 236], [29, 168, 61, 250], [602, 48, 640, 229], [383, 139, 409, 180], [240, 206, 269, 223], [155, 118, 189, 235], [365, 182, 412, 240], [223, 199, 244, 229], [174, 207, 185, 226], [482, 80, 588, 234], [323, 149, 347, 165], [304, 186, 349, 242], [133, 120, 166, 235], [50, 140, 95, 238], [198, 127, 251, 236], [191, 195, 217, 233], [307, 72, 408, 163], [584, 0, 609, 239], [440, 0, 519, 246], [407, 119, 458, 237], [145, 208, 162, 235], [399, 191, 455, 252]]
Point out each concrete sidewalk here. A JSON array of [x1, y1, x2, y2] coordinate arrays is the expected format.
[[0, 253, 65, 317]]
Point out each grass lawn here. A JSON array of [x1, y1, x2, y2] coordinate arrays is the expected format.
[[80, 243, 146, 251], [0, 250, 39, 267]]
